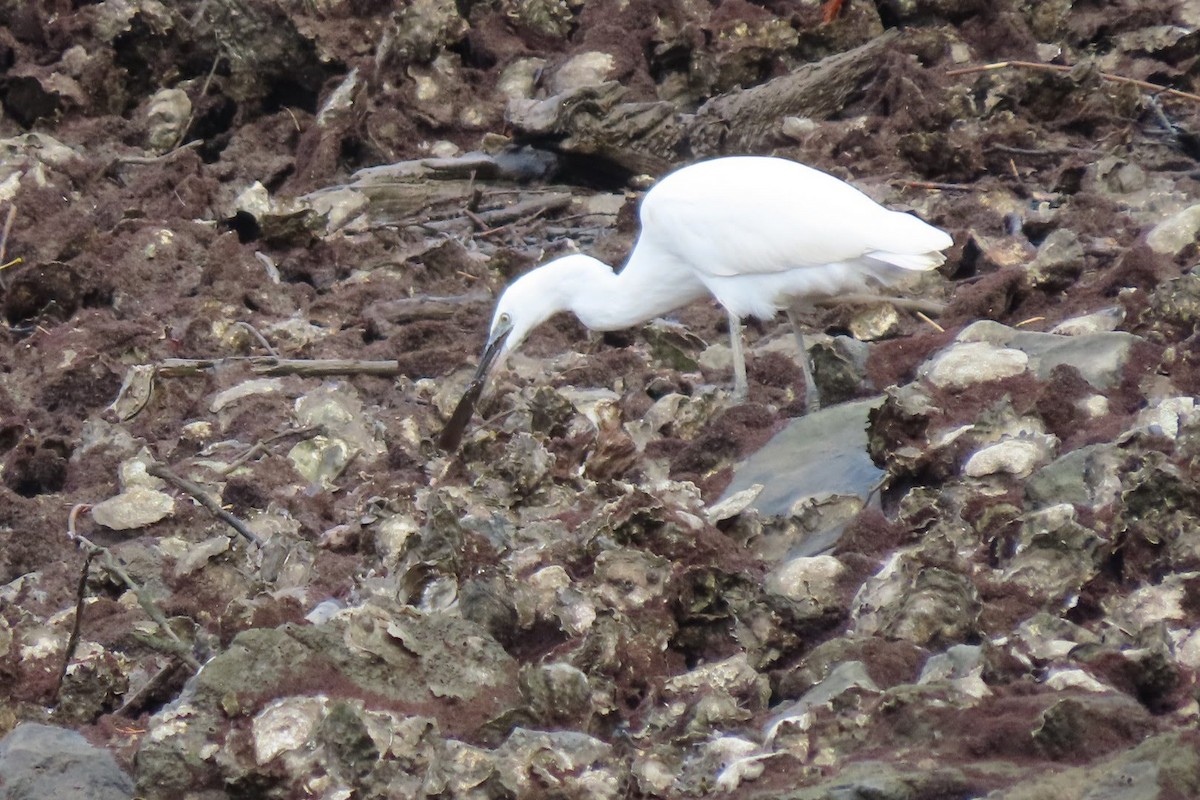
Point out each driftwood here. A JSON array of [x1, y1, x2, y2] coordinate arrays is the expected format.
[[507, 30, 902, 173], [688, 29, 900, 154], [155, 357, 402, 378], [288, 32, 905, 234], [298, 151, 578, 233]]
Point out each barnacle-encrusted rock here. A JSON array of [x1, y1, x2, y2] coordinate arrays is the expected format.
[[1001, 503, 1104, 600], [391, 0, 468, 62], [145, 88, 191, 152], [921, 340, 1029, 389], [1026, 228, 1084, 289], [1146, 203, 1200, 256], [852, 554, 981, 647], [494, 728, 618, 798], [1132, 266, 1200, 343]]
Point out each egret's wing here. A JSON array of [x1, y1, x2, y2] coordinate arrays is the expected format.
[[637, 159, 951, 279]]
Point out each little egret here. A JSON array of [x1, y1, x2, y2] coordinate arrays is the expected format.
[[439, 155, 952, 451]]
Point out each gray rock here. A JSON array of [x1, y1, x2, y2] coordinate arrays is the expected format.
[[145, 88, 190, 152], [721, 397, 883, 518], [963, 436, 1056, 479], [718, 397, 884, 554], [1026, 443, 1122, 509], [918, 644, 989, 698], [1146, 203, 1200, 256], [1050, 307, 1123, 335], [921, 340, 1029, 389], [90, 485, 175, 530], [550, 51, 616, 93], [811, 335, 872, 406], [955, 320, 1140, 389], [1027, 228, 1084, 288], [0, 723, 133, 800], [766, 660, 880, 743]]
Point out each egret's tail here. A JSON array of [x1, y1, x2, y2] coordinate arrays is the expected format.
[[866, 249, 948, 271], [865, 211, 953, 271]]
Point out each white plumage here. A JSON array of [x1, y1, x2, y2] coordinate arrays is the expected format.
[[439, 155, 952, 450]]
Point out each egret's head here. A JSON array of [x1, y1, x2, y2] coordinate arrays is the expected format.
[[438, 254, 612, 450], [486, 253, 612, 361]]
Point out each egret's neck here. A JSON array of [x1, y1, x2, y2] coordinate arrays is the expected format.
[[566, 246, 707, 331]]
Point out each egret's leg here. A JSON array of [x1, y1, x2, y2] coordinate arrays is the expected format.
[[727, 312, 748, 402], [786, 309, 820, 412]]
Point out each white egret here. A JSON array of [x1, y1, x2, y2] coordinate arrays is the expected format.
[[440, 155, 952, 451]]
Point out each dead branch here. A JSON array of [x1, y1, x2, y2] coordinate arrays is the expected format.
[[170, 53, 223, 152], [234, 321, 279, 357], [689, 30, 901, 155], [217, 425, 321, 474], [153, 356, 402, 378], [250, 358, 402, 377], [815, 293, 947, 315], [147, 462, 263, 546], [114, 139, 204, 166], [115, 660, 187, 717], [55, 546, 98, 703], [507, 30, 902, 170], [366, 290, 491, 324], [66, 503, 203, 671], [945, 60, 1200, 105], [892, 180, 974, 192]]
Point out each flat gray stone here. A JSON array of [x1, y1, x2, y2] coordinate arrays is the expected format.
[[720, 397, 883, 519], [956, 320, 1140, 389], [921, 341, 1029, 388], [0, 723, 133, 800], [1147, 202, 1200, 255]]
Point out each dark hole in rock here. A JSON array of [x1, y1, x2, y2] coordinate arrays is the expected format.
[[226, 210, 261, 243]]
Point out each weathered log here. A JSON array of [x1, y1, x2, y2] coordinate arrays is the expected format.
[[507, 29, 903, 171], [688, 29, 901, 154]]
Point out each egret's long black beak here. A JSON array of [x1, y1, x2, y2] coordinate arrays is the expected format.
[[438, 320, 512, 451]]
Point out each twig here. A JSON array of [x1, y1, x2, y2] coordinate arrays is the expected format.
[[945, 60, 1200, 105], [115, 660, 186, 717], [816, 293, 947, 315], [154, 356, 402, 378], [171, 53, 223, 151], [0, 203, 15, 265], [0, 203, 15, 291], [55, 546, 98, 703], [234, 321, 279, 357], [989, 144, 1100, 157], [217, 425, 321, 474], [148, 462, 263, 546], [67, 503, 203, 671], [892, 180, 973, 192], [250, 358, 402, 377], [464, 208, 488, 231], [915, 311, 946, 333], [1007, 157, 1021, 183], [115, 139, 203, 165], [476, 205, 555, 237]]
